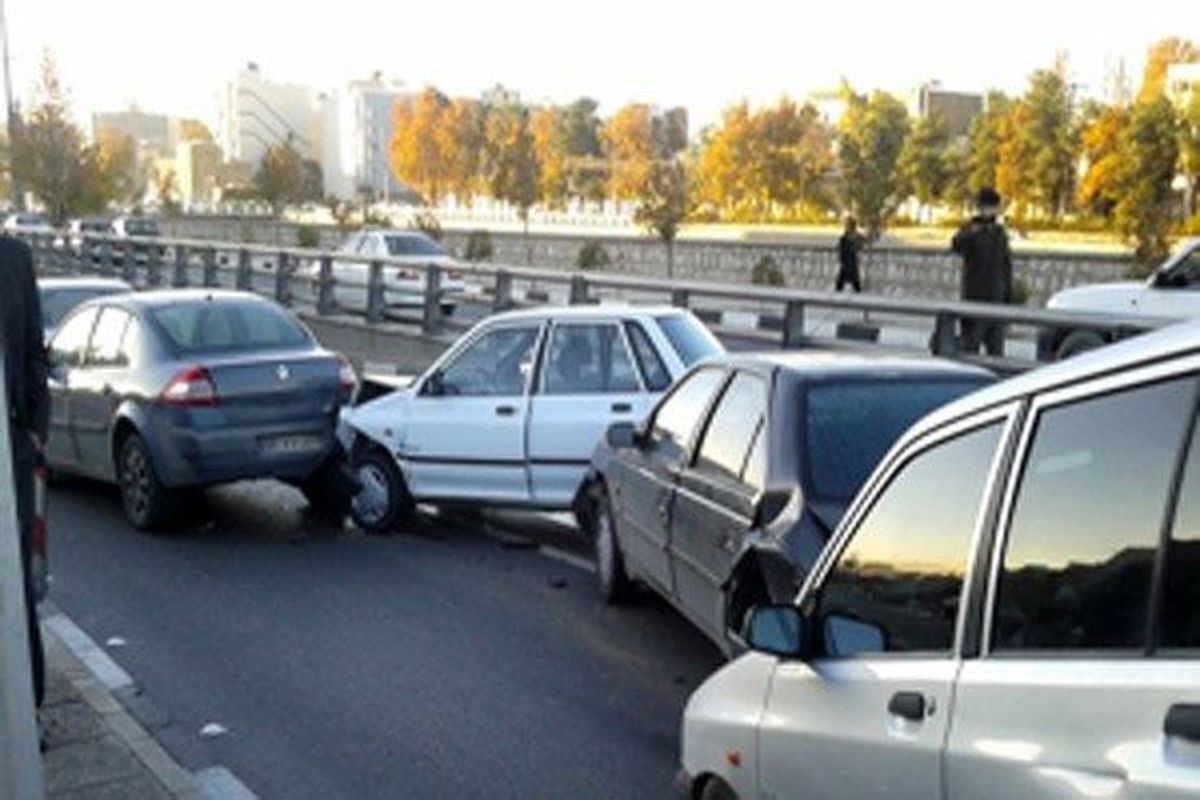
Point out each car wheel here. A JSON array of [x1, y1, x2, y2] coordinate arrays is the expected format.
[[1056, 329, 1106, 360], [117, 433, 173, 531], [350, 448, 410, 535], [593, 487, 633, 604], [700, 778, 738, 800]]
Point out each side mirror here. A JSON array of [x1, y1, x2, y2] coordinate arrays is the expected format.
[[823, 613, 886, 657], [744, 605, 809, 659], [606, 421, 639, 450], [424, 370, 445, 397]]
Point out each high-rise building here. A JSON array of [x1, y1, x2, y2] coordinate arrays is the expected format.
[[219, 63, 317, 169], [910, 82, 983, 140], [174, 140, 223, 209], [318, 75, 412, 201]]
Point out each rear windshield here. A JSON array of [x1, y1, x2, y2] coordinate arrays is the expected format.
[[151, 301, 310, 354], [805, 379, 990, 502], [125, 219, 160, 236], [385, 235, 445, 257], [655, 314, 723, 366], [41, 288, 124, 328]]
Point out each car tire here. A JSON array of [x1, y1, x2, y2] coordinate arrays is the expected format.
[[116, 433, 174, 531], [700, 778, 738, 800], [1056, 329, 1106, 360], [593, 487, 633, 604], [349, 448, 411, 535]]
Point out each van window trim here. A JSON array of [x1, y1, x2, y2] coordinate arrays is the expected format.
[[796, 402, 1020, 660], [979, 353, 1200, 659]]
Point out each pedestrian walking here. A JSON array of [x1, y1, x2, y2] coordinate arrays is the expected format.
[[951, 187, 1013, 356], [0, 235, 50, 708], [835, 216, 865, 293]]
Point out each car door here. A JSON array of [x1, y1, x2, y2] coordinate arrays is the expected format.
[[401, 321, 544, 502], [70, 306, 136, 473], [946, 366, 1200, 800], [670, 370, 770, 644], [608, 367, 728, 594], [332, 232, 367, 310], [527, 321, 653, 507], [757, 413, 1011, 800], [45, 306, 100, 471]]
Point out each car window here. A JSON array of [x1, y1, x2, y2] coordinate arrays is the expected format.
[[88, 307, 132, 367], [439, 325, 540, 397], [384, 235, 446, 257], [120, 318, 143, 365], [41, 288, 112, 329], [742, 422, 767, 492], [650, 368, 726, 452], [151, 301, 310, 354], [623, 322, 671, 392], [993, 378, 1195, 652], [655, 314, 723, 366], [695, 373, 769, 484], [542, 323, 640, 395], [1163, 416, 1200, 650], [1170, 247, 1200, 287], [49, 307, 99, 368], [816, 422, 1003, 657], [806, 379, 991, 503]]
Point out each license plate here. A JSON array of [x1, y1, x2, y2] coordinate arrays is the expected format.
[[260, 435, 323, 455]]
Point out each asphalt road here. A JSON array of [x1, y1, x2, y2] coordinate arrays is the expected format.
[[46, 476, 723, 800]]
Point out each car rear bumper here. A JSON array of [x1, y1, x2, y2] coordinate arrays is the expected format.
[[147, 417, 337, 487]]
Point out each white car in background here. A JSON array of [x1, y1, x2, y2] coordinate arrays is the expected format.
[[3, 212, 54, 236], [322, 229, 468, 317], [1039, 237, 1199, 359], [340, 306, 724, 533]]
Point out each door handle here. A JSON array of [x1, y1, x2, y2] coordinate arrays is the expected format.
[[611, 402, 632, 414], [888, 692, 926, 722], [495, 405, 516, 417], [1165, 704, 1200, 742]]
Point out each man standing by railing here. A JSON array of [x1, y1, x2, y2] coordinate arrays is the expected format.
[[952, 187, 1013, 356], [1, 233, 49, 710]]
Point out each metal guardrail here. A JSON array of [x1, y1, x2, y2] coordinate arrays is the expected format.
[[23, 231, 1175, 373]]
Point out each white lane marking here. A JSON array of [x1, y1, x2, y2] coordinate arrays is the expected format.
[[42, 613, 134, 690], [199, 722, 229, 738], [194, 766, 259, 800], [538, 546, 596, 575], [105, 636, 128, 648]]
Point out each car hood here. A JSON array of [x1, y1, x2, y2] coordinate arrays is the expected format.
[[337, 385, 416, 451], [1046, 282, 1143, 311]]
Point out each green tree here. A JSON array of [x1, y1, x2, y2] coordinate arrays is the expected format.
[[837, 89, 910, 235], [634, 159, 692, 278], [1180, 90, 1200, 216], [996, 100, 1037, 220], [1114, 97, 1180, 266], [484, 103, 540, 234], [1137, 37, 1199, 105], [898, 113, 951, 212], [967, 91, 1010, 193], [1022, 68, 1076, 218], [255, 143, 308, 214]]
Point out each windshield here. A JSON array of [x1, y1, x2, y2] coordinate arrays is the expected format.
[[655, 314, 723, 366], [151, 301, 310, 354], [125, 219, 161, 236], [17, 214, 47, 227], [805, 378, 990, 502], [384, 235, 445, 257], [41, 288, 122, 328]]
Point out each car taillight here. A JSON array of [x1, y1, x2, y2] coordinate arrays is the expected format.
[[337, 355, 358, 403], [31, 464, 48, 602], [161, 366, 219, 407], [447, 269, 463, 280], [396, 268, 418, 280]]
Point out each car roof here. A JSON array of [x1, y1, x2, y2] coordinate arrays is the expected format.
[[38, 277, 131, 292], [361, 229, 434, 239], [109, 289, 269, 310], [909, 319, 1200, 439], [711, 350, 994, 381], [484, 304, 690, 324]]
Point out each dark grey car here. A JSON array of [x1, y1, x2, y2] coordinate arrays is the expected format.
[[46, 290, 356, 529], [583, 352, 993, 655]]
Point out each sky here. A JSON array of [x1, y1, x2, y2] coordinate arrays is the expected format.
[[3, 0, 1195, 132]]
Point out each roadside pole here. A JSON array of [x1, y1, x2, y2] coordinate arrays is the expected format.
[[0, 350, 44, 798]]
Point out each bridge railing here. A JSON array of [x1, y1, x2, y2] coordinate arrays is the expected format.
[[23, 231, 1173, 374]]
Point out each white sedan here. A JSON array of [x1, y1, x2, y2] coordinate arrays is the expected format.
[[340, 305, 724, 533], [321, 229, 468, 316]]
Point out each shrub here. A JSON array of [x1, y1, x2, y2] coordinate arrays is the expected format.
[[464, 229, 494, 262], [1009, 276, 1031, 306], [751, 255, 785, 287], [576, 240, 610, 271], [296, 225, 321, 249]]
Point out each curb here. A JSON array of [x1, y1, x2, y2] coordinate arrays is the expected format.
[[41, 605, 257, 800]]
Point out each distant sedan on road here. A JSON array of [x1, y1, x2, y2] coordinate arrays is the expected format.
[[45, 290, 357, 529], [340, 305, 724, 534], [38, 277, 132, 343], [583, 352, 993, 655]]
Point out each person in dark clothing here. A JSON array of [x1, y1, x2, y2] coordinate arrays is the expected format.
[[0, 235, 50, 708], [836, 216, 865, 292], [951, 187, 1013, 356]]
